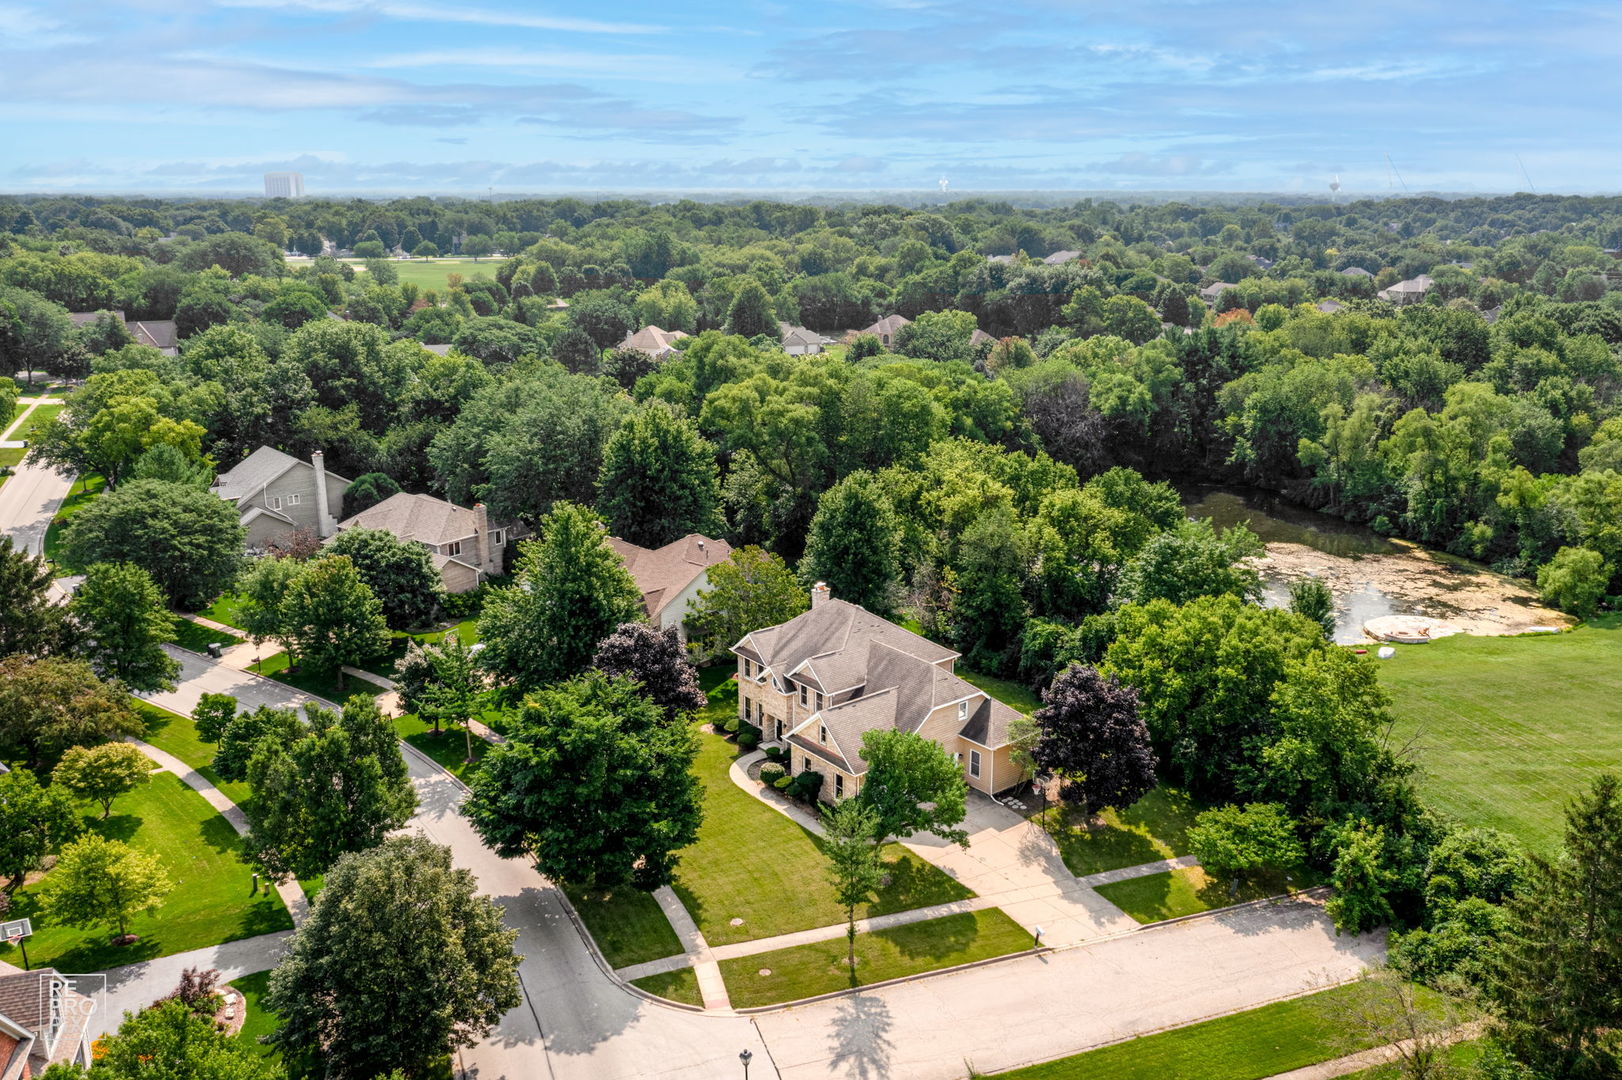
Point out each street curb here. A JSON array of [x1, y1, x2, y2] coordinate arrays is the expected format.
[[732, 944, 1051, 1014]]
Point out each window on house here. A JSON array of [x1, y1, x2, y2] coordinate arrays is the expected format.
[[819, 724, 828, 745], [775, 718, 783, 741], [815, 692, 824, 711], [835, 774, 844, 798], [491, 529, 505, 547], [742, 658, 751, 677], [969, 750, 982, 778], [958, 700, 968, 724], [743, 699, 752, 723], [799, 684, 808, 707], [287, 493, 301, 505], [446, 541, 462, 557], [267, 496, 282, 510]]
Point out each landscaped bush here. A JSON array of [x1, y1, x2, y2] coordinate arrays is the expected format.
[[789, 770, 824, 804], [772, 774, 793, 792], [763, 745, 784, 762], [738, 729, 759, 751], [722, 716, 740, 736], [759, 763, 786, 786], [439, 582, 491, 621]]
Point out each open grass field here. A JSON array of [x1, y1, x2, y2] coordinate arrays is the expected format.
[[1379, 615, 1622, 852], [563, 884, 683, 969], [988, 980, 1452, 1080], [1044, 786, 1202, 877], [137, 702, 253, 806], [630, 968, 703, 1007], [718, 909, 1032, 1008], [0, 773, 291, 972], [1094, 864, 1319, 924], [349, 258, 503, 291], [44, 473, 106, 568]]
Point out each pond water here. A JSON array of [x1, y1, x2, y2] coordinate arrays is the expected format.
[[1178, 483, 1566, 643]]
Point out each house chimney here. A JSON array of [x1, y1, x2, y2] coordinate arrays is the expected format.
[[473, 502, 491, 575], [311, 451, 335, 538], [811, 581, 830, 609]]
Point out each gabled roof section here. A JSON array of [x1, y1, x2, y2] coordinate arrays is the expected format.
[[959, 696, 1022, 750], [337, 491, 478, 547], [741, 598, 956, 691], [607, 533, 731, 620], [1042, 250, 1082, 265], [619, 325, 689, 356], [798, 687, 898, 774], [211, 446, 301, 503], [861, 314, 910, 338]]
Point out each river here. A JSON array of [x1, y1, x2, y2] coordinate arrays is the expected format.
[[1180, 483, 1570, 643]]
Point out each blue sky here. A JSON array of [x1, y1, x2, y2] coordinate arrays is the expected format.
[[2, 1, 1618, 195]]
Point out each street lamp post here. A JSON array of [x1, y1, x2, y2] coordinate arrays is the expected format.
[[739, 1048, 753, 1078]]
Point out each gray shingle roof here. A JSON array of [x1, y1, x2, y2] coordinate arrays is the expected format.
[[607, 533, 731, 620], [1042, 250, 1082, 265], [337, 491, 478, 546], [619, 325, 689, 357], [860, 314, 911, 339], [212, 446, 302, 503]]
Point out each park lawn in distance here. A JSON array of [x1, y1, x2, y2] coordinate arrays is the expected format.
[[671, 688, 972, 947], [631, 968, 703, 1008], [988, 980, 1451, 1080], [136, 702, 252, 807], [1379, 616, 1622, 852], [0, 773, 290, 972], [228, 972, 282, 1063], [172, 618, 243, 654], [719, 909, 1032, 1008], [394, 712, 485, 784], [16, 402, 62, 437], [1045, 787, 1202, 877], [349, 258, 504, 291], [563, 884, 683, 969], [199, 591, 251, 630], [1095, 864, 1320, 924], [43, 473, 106, 569]]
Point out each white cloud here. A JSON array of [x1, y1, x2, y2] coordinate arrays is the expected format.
[[214, 0, 662, 34]]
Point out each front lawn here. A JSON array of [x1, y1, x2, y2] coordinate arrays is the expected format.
[[394, 712, 484, 784], [136, 702, 252, 806], [1380, 616, 1622, 852], [0, 773, 291, 972], [43, 473, 106, 569], [356, 618, 480, 679], [172, 618, 243, 654], [228, 971, 282, 1062], [562, 884, 683, 969], [15, 402, 62, 438], [199, 591, 251, 630], [987, 980, 1452, 1080], [631, 968, 703, 1007], [1045, 787, 1202, 877], [1094, 864, 1319, 924], [718, 909, 1032, 1008], [255, 651, 387, 704], [669, 718, 972, 947]]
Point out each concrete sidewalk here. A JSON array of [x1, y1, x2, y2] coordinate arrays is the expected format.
[[92, 930, 294, 1041]]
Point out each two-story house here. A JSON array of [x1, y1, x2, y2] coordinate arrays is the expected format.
[[211, 446, 347, 550], [332, 492, 528, 593], [606, 533, 731, 640], [732, 584, 1022, 803]]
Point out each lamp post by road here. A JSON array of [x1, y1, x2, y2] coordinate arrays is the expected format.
[[740, 1048, 753, 1078]]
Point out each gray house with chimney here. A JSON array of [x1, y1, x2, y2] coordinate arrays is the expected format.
[[333, 492, 528, 593], [211, 447, 346, 550]]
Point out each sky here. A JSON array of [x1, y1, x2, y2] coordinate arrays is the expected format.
[[2, 0, 1619, 196]]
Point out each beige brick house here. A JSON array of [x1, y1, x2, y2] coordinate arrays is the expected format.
[[732, 585, 1023, 803]]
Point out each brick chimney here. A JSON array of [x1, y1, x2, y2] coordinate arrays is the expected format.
[[311, 451, 335, 538], [811, 581, 830, 609], [473, 502, 491, 575]]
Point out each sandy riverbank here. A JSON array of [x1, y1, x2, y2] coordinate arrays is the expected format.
[[1254, 540, 1574, 638]]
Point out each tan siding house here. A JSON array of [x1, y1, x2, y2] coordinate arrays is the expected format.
[[607, 534, 730, 639], [733, 586, 1024, 804], [332, 492, 527, 593]]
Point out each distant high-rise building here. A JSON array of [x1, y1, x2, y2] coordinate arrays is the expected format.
[[264, 172, 305, 198]]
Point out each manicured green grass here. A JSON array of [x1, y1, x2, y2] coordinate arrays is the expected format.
[[960, 669, 1042, 713], [0, 773, 290, 972], [254, 651, 387, 705], [228, 971, 282, 1061], [4, 400, 25, 431], [393, 712, 485, 784], [172, 618, 243, 654], [719, 909, 1032, 1008], [562, 884, 683, 969], [199, 591, 251, 630], [989, 981, 1449, 1080], [0, 447, 24, 469], [631, 968, 703, 1007], [356, 618, 480, 679], [1379, 616, 1622, 852], [43, 473, 106, 568], [16, 402, 61, 437], [350, 258, 503, 291], [136, 702, 253, 807], [1045, 787, 1203, 877], [669, 720, 973, 947], [1095, 864, 1319, 924]]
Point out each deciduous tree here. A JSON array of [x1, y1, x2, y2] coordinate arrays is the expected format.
[[39, 834, 172, 942], [823, 798, 884, 974], [68, 561, 180, 691], [596, 406, 723, 548], [265, 836, 521, 1079], [278, 555, 390, 691], [53, 742, 154, 819], [0, 537, 74, 659], [88, 997, 281, 1080], [1033, 664, 1156, 819], [1186, 802, 1304, 893], [591, 622, 706, 721], [801, 472, 901, 617], [0, 766, 79, 892], [61, 479, 244, 610], [0, 656, 142, 771], [857, 729, 969, 848], [325, 526, 443, 631], [686, 545, 808, 661]]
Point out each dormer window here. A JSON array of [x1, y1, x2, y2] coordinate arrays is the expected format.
[[446, 540, 462, 557], [958, 700, 968, 724], [799, 684, 808, 707], [815, 692, 824, 711]]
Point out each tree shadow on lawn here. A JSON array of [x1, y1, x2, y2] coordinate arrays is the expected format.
[[1044, 787, 1200, 876], [881, 912, 980, 963], [197, 807, 247, 857], [92, 811, 142, 843]]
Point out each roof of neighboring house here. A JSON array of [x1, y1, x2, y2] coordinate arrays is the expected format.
[[985, 253, 1016, 264], [1042, 250, 1082, 265], [1338, 266, 1375, 277], [751, 603, 1019, 772], [421, 343, 454, 355], [1378, 274, 1435, 300], [779, 325, 825, 348], [1316, 299, 1345, 313], [212, 446, 349, 504], [66, 309, 125, 327], [130, 320, 178, 351], [1199, 281, 1238, 301], [861, 314, 910, 338], [606, 533, 732, 620], [969, 328, 995, 347], [618, 325, 689, 356], [336, 491, 482, 547], [0, 968, 93, 1079]]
